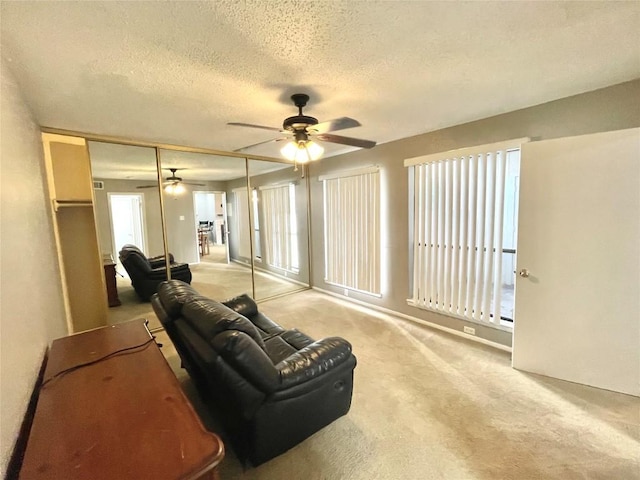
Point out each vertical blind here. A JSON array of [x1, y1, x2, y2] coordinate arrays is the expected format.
[[259, 184, 298, 272], [404, 138, 528, 326], [321, 166, 380, 295], [233, 187, 252, 259]]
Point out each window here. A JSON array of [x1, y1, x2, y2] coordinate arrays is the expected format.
[[259, 183, 299, 273], [321, 166, 380, 295], [404, 138, 528, 327]]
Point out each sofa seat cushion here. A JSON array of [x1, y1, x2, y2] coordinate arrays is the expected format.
[[279, 329, 316, 350], [251, 312, 285, 338], [264, 336, 298, 364], [182, 297, 266, 349]]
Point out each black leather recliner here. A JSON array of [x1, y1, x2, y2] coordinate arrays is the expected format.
[[118, 244, 192, 301], [151, 279, 357, 466]]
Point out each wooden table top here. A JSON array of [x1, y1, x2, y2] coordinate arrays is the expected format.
[[20, 320, 224, 480]]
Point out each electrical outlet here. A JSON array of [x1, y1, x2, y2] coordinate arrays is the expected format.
[[344, 289, 349, 297], [463, 326, 476, 335]]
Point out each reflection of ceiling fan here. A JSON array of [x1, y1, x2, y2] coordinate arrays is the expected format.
[[228, 93, 376, 162], [136, 168, 205, 189]]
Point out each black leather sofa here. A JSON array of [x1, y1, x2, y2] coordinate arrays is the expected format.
[[151, 279, 357, 466], [119, 244, 192, 301]]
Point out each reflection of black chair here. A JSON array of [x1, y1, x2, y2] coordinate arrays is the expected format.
[[119, 244, 192, 301]]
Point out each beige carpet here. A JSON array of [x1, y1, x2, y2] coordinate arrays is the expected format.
[[154, 290, 639, 480]]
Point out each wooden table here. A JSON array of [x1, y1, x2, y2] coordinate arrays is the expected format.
[[19, 320, 224, 479], [103, 261, 121, 307]]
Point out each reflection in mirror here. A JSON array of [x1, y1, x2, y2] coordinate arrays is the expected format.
[[88, 141, 167, 328], [88, 141, 311, 329], [248, 160, 310, 300], [158, 150, 254, 301]]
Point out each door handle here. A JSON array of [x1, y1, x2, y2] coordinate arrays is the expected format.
[[518, 268, 530, 278]]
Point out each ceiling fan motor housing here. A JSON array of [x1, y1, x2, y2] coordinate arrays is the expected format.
[[283, 93, 318, 132], [283, 115, 318, 132]]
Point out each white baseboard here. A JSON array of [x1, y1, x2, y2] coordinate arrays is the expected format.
[[253, 265, 308, 287], [311, 286, 512, 353]]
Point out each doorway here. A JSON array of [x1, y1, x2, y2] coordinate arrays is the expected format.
[[108, 193, 147, 265], [193, 191, 229, 264]]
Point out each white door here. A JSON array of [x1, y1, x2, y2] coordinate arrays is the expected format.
[[109, 193, 146, 261], [512, 128, 639, 396]]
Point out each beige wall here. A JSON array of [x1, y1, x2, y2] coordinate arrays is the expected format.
[[308, 79, 640, 347], [0, 59, 67, 475]]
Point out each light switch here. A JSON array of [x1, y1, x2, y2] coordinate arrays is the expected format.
[[179, 215, 185, 221]]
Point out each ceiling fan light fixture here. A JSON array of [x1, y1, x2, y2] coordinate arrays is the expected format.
[[165, 183, 185, 195], [280, 139, 324, 163]]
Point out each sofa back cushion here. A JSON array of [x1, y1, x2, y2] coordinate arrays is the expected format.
[[120, 246, 152, 274], [157, 280, 200, 318], [211, 331, 279, 393], [182, 297, 266, 350]]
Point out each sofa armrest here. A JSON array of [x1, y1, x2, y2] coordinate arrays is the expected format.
[[148, 253, 175, 268], [277, 337, 353, 389], [146, 266, 170, 280], [146, 263, 190, 279], [222, 293, 258, 318]]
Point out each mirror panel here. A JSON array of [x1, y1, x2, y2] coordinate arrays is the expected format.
[[158, 149, 253, 301], [88, 141, 166, 327], [248, 160, 310, 300], [89, 142, 165, 262]]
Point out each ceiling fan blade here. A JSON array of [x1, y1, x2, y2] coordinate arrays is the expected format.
[[228, 122, 282, 132], [308, 117, 361, 135], [136, 185, 158, 189], [183, 182, 206, 186], [314, 133, 376, 149], [233, 137, 287, 152]]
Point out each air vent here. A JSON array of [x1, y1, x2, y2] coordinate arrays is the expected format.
[[93, 180, 104, 190]]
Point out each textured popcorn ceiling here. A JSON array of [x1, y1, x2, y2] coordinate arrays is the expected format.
[[1, 1, 639, 161]]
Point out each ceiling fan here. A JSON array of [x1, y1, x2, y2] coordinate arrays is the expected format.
[[228, 93, 376, 163], [136, 168, 205, 192]]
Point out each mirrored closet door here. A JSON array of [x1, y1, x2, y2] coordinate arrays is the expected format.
[[248, 160, 310, 300], [89, 142, 165, 264], [158, 149, 253, 301], [88, 141, 168, 328], [84, 137, 311, 330]]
